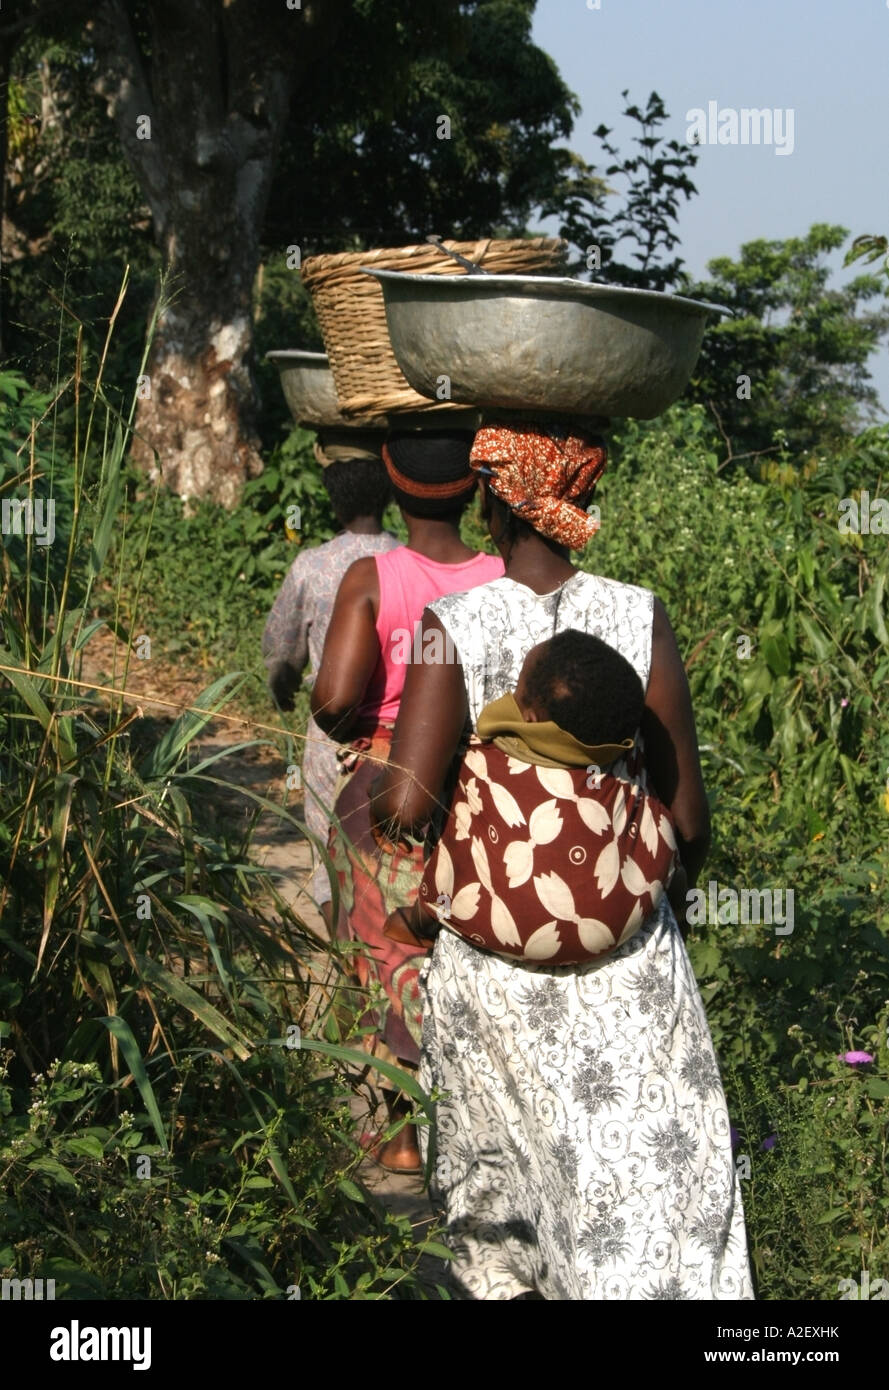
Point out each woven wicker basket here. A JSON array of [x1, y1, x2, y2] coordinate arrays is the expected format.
[[301, 237, 566, 418]]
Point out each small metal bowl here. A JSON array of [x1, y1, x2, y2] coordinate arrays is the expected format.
[[363, 272, 729, 419], [266, 350, 388, 429], [266, 349, 482, 432]]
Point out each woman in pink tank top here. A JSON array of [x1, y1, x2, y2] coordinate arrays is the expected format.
[[312, 430, 503, 1171]]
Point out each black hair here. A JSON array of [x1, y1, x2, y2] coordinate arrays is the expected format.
[[486, 490, 531, 547], [393, 487, 476, 523], [523, 629, 644, 746], [322, 458, 390, 525], [386, 428, 477, 520]]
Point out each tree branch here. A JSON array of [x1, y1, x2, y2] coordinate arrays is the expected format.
[[89, 0, 169, 237], [707, 398, 776, 473]]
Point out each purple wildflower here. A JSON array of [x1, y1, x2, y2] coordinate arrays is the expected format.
[[842, 1051, 874, 1065], [840, 698, 849, 709], [761, 1134, 777, 1151]]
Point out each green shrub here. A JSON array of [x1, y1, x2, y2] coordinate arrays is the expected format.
[[0, 287, 447, 1301], [581, 404, 889, 1291]]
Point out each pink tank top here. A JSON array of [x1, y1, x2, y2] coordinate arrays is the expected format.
[[360, 547, 504, 725]]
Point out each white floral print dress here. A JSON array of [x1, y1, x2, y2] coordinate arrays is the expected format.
[[422, 572, 754, 1300]]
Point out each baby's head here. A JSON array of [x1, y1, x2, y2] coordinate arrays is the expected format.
[[513, 630, 644, 747]]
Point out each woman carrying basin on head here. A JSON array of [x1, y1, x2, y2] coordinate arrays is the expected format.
[[262, 435, 399, 927], [371, 419, 753, 1298], [311, 428, 503, 1172]]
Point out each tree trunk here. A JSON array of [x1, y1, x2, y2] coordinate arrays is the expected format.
[[128, 177, 271, 508], [91, 0, 349, 506]]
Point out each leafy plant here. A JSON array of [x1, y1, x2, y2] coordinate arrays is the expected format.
[[684, 225, 889, 461], [551, 89, 698, 289], [0, 279, 447, 1301], [581, 403, 889, 1291], [845, 233, 889, 287]]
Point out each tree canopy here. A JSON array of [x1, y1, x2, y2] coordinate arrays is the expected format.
[[1, 7, 886, 500], [2, 0, 591, 501], [684, 225, 889, 462]]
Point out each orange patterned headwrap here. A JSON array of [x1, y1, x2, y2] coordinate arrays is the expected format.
[[470, 423, 607, 550]]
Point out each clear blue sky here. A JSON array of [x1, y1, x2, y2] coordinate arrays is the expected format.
[[530, 0, 889, 412]]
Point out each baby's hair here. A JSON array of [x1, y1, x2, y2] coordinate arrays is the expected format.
[[524, 629, 644, 746]]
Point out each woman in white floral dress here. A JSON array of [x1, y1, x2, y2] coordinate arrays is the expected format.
[[370, 422, 753, 1300]]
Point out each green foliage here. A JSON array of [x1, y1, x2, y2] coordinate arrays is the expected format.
[[580, 402, 889, 1296], [109, 429, 335, 699], [4, 34, 159, 407], [12, 42, 148, 264], [845, 233, 889, 286], [269, 0, 581, 252], [0, 1048, 445, 1300], [0, 1045, 450, 1301], [0, 316, 445, 1300], [0, 369, 74, 609], [552, 89, 699, 289], [727, 1044, 889, 1301], [684, 225, 889, 459]]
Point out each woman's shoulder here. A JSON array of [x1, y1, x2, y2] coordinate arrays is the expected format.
[[431, 570, 654, 611], [570, 571, 657, 646], [571, 569, 655, 604], [429, 573, 513, 619], [291, 530, 392, 571], [329, 530, 401, 557]]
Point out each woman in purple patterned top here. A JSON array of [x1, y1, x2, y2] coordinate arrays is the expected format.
[[262, 451, 399, 922]]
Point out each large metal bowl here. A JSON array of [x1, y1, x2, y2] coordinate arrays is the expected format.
[[266, 350, 389, 429], [363, 273, 729, 419]]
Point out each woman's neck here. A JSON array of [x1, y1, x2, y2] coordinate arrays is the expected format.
[[503, 533, 576, 594], [404, 515, 476, 562], [344, 515, 383, 535]]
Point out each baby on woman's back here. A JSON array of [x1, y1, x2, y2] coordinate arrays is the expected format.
[[386, 629, 687, 962]]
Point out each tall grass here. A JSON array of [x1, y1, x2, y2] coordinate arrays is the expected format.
[[0, 274, 445, 1300]]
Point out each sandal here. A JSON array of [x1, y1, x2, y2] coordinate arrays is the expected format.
[[359, 1129, 423, 1175]]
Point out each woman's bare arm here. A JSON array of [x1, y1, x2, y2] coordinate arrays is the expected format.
[[640, 597, 711, 887], [370, 610, 469, 836], [310, 558, 380, 739]]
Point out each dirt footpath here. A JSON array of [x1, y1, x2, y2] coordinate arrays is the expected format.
[[77, 630, 445, 1286]]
